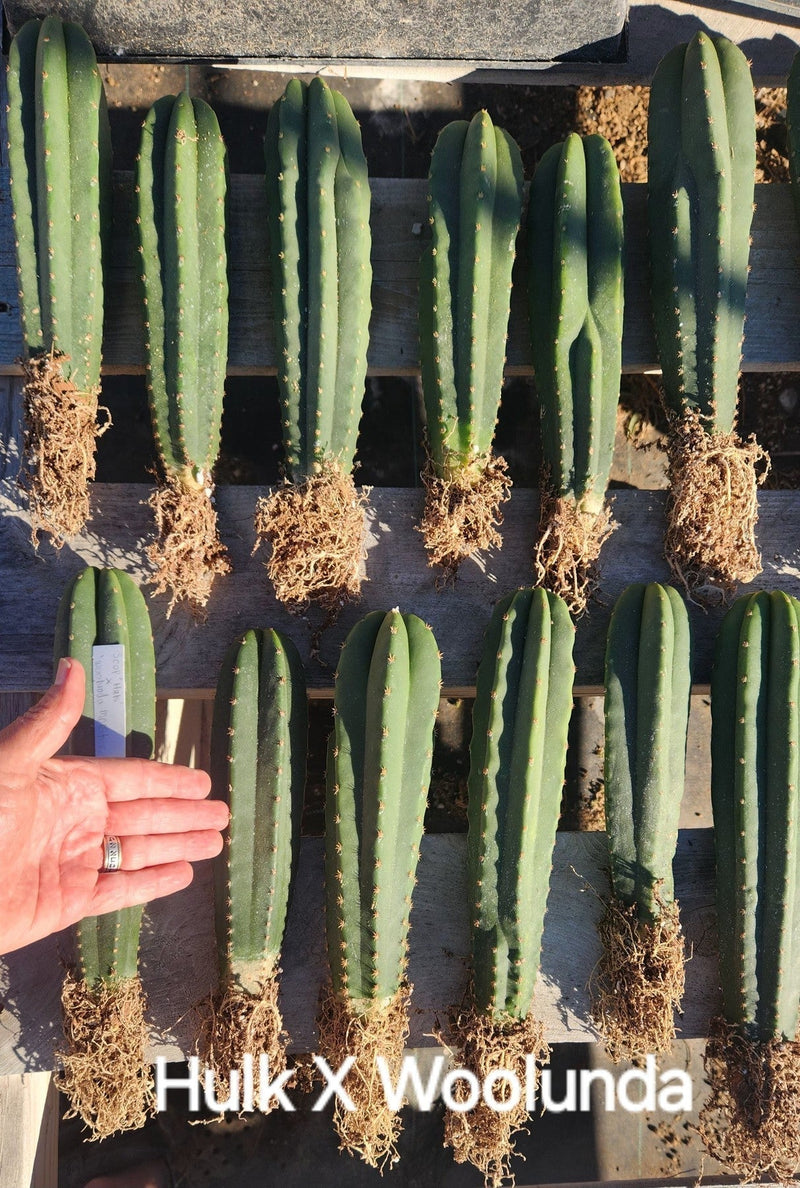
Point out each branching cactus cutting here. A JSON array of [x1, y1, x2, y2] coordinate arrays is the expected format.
[[320, 610, 441, 1167], [444, 588, 574, 1186], [700, 590, 800, 1181], [135, 92, 231, 615], [52, 567, 156, 1138], [528, 132, 623, 615], [204, 628, 307, 1102], [593, 583, 690, 1061], [649, 33, 767, 597], [7, 16, 111, 541], [255, 78, 372, 615], [418, 110, 523, 575]]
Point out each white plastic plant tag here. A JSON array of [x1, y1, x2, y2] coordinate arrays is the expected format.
[[92, 644, 126, 758]]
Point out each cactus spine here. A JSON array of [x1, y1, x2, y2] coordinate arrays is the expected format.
[[53, 566, 156, 1137], [135, 92, 231, 614], [418, 111, 523, 573], [321, 609, 441, 1165], [648, 34, 766, 595], [255, 78, 372, 613], [6, 16, 111, 540], [527, 132, 623, 615], [595, 583, 690, 1059]]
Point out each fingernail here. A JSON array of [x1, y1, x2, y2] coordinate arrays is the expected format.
[[55, 657, 71, 686]]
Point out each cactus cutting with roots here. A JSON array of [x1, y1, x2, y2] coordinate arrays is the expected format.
[[443, 588, 574, 1186], [528, 132, 623, 616], [699, 590, 800, 1181], [6, 16, 111, 542], [320, 610, 441, 1167], [135, 92, 231, 615], [203, 628, 307, 1102], [52, 567, 156, 1138], [418, 111, 523, 576], [592, 583, 690, 1062], [254, 78, 372, 616], [649, 33, 768, 599]]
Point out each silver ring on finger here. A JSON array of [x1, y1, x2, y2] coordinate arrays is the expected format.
[[101, 834, 123, 872]]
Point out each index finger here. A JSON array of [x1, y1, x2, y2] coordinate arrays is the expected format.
[[58, 755, 213, 801]]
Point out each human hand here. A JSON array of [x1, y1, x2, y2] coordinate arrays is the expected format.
[[0, 657, 228, 956]]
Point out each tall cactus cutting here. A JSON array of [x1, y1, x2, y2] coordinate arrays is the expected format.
[[52, 567, 156, 1138], [699, 590, 800, 1181], [528, 132, 623, 616], [648, 33, 767, 597], [203, 628, 307, 1100], [593, 583, 690, 1061], [135, 92, 231, 615], [418, 111, 523, 575], [255, 78, 372, 615], [7, 16, 111, 541], [444, 588, 574, 1185], [321, 610, 440, 1166]]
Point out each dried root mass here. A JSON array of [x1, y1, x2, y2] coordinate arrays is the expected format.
[[147, 473, 231, 618], [591, 898, 685, 1063], [443, 1000, 548, 1188], [665, 411, 769, 601], [19, 353, 108, 543], [534, 490, 614, 617], [199, 973, 290, 1111], [699, 1016, 800, 1183], [420, 454, 511, 579], [56, 971, 154, 1140]]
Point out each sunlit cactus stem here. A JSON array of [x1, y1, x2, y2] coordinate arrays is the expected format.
[[7, 16, 111, 542]]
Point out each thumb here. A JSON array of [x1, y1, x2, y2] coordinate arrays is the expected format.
[[0, 658, 86, 775]]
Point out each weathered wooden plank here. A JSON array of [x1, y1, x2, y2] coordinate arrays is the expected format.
[[2, 177, 800, 375], [1, 482, 799, 695], [0, 829, 719, 1074], [0, 1072, 59, 1188]]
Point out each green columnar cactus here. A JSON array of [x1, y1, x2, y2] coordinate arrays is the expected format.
[[204, 628, 307, 1091], [700, 590, 800, 1179], [444, 587, 574, 1183], [527, 132, 623, 615], [321, 609, 440, 1166], [135, 92, 231, 615], [255, 78, 372, 614], [418, 111, 523, 574], [7, 16, 111, 540], [52, 566, 156, 1138], [648, 33, 766, 596], [595, 582, 690, 1059]]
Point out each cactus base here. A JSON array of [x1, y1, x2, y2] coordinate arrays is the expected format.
[[665, 411, 769, 599], [254, 460, 368, 615], [591, 897, 685, 1063], [19, 353, 108, 544], [316, 984, 409, 1169], [534, 490, 614, 616], [443, 996, 548, 1187], [147, 471, 231, 618], [419, 452, 511, 577], [699, 1016, 800, 1182], [56, 968, 154, 1139], [200, 972, 289, 1109]]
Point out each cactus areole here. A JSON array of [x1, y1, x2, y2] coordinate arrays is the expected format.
[[418, 110, 523, 575], [648, 33, 767, 598], [254, 77, 371, 615], [7, 16, 111, 542]]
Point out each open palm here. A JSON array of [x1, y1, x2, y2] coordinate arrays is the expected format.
[[0, 658, 228, 956]]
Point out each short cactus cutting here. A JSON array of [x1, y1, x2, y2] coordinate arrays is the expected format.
[[135, 92, 231, 615], [6, 16, 111, 541], [53, 567, 156, 1138], [255, 78, 372, 615], [528, 133, 623, 615], [699, 590, 800, 1181], [592, 583, 690, 1061], [203, 628, 307, 1101], [444, 588, 574, 1186], [648, 33, 768, 598], [320, 610, 441, 1166], [418, 111, 523, 576]]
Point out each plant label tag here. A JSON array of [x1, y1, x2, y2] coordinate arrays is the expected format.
[[92, 644, 126, 758]]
